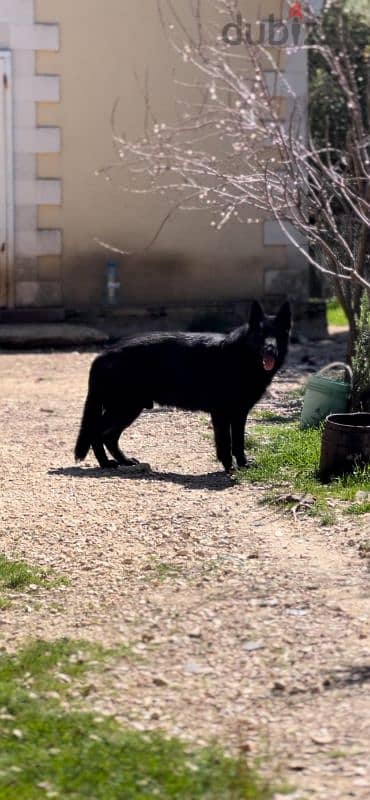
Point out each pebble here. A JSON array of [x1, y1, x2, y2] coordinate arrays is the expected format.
[[243, 640, 265, 652]]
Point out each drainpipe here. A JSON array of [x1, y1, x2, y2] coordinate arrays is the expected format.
[[106, 260, 120, 306]]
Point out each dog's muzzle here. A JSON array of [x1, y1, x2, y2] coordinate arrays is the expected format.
[[262, 340, 278, 372]]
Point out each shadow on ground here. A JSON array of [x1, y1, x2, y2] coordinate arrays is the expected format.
[[49, 466, 235, 492], [324, 665, 370, 689]]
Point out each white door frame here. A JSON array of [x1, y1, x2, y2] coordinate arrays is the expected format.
[[0, 51, 14, 308]]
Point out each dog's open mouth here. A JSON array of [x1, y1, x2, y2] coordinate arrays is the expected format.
[[263, 350, 277, 372]]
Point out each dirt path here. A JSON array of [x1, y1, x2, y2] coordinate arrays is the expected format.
[[0, 350, 369, 800]]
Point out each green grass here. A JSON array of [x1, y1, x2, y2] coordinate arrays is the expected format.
[[252, 410, 289, 423], [328, 749, 347, 760], [345, 502, 370, 516], [286, 386, 305, 400], [242, 422, 370, 522], [326, 298, 348, 328], [0, 639, 270, 800], [149, 561, 185, 581], [0, 555, 68, 610], [0, 638, 130, 695], [144, 560, 222, 586], [0, 555, 68, 592]]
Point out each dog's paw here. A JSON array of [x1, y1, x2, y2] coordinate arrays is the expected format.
[[119, 462, 151, 474], [241, 456, 257, 469], [223, 462, 235, 474]]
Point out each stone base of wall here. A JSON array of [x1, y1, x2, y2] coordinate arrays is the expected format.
[[70, 298, 328, 341], [0, 299, 328, 342], [0, 307, 65, 323]]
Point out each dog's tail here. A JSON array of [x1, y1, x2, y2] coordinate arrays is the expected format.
[[75, 374, 101, 462]]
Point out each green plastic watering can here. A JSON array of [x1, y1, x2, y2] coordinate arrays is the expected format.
[[300, 362, 353, 430]]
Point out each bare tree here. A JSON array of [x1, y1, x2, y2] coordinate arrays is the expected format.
[[104, 0, 370, 359]]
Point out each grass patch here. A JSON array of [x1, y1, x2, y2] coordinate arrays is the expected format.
[[242, 422, 370, 522], [252, 409, 300, 424], [147, 561, 185, 581], [0, 639, 270, 799], [286, 386, 305, 400], [0, 638, 130, 697], [146, 559, 222, 585], [345, 502, 370, 516], [328, 749, 347, 760], [327, 298, 348, 328], [0, 555, 68, 609], [253, 409, 288, 423], [0, 555, 68, 592]]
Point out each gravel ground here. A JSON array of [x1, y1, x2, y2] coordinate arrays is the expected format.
[[0, 339, 369, 800]]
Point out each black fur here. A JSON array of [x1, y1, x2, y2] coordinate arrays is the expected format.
[[75, 300, 291, 472]]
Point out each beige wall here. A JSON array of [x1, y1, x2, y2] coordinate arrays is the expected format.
[[34, 0, 302, 311]]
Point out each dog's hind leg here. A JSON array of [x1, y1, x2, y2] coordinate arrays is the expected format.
[[91, 437, 119, 469], [211, 412, 232, 472], [102, 407, 143, 466], [90, 409, 138, 470], [231, 412, 248, 468]]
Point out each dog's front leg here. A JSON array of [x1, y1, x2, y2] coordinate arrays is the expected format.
[[211, 412, 232, 472], [231, 412, 248, 468]]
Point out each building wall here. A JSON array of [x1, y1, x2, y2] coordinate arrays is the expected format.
[[0, 0, 61, 308], [1, 1, 310, 311]]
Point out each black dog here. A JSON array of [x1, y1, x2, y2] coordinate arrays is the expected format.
[[75, 300, 291, 472]]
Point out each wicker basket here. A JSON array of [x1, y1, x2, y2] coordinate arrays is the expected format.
[[319, 413, 370, 481]]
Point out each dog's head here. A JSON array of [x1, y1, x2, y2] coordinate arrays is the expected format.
[[248, 300, 291, 373]]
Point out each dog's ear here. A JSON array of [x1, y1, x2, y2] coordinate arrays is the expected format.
[[249, 300, 264, 329], [275, 301, 292, 332]]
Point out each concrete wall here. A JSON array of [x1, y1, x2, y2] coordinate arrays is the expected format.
[[2, 0, 310, 311]]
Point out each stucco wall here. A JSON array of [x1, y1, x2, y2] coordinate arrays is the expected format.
[[31, 0, 308, 310], [0, 0, 60, 308]]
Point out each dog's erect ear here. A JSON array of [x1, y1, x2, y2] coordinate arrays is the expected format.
[[275, 301, 292, 332], [249, 300, 264, 329]]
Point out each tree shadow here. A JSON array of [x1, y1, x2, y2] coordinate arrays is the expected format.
[[49, 465, 235, 492]]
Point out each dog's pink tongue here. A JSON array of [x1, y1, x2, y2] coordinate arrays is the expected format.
[[263, 354, 276, 372]]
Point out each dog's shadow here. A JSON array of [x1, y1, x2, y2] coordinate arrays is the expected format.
[[49, 465, 235, 492]]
